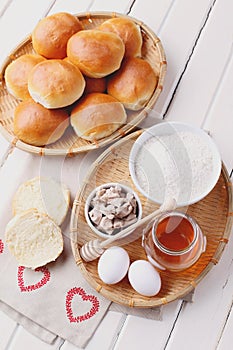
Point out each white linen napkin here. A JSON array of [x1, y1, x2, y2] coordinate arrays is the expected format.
[[0, 192, 169, 350], [0, 232, 112, 348], [0, 226, 194, 348], [0, 170, 193, 349]]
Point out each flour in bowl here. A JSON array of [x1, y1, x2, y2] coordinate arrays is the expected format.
[[134, 131, 214, 205]]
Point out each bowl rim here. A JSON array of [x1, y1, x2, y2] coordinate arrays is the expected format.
[[128, 121, 222, 207], [84, 182, 143, 239]]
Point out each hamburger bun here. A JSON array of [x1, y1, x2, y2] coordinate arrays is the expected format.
[[67, 29, 125, 78], [70, 92, 127, 141], [28, 59, 85, 108], [107, 57, 158, 110], [12, 176, 70, 226], [14, 99, 69, 146], [98, 17, 142, 58], [5, 209, 63, 269], [32, 12, 83, 59], [4, 54, 45, 100]]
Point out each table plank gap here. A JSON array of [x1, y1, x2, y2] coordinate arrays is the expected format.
[[217, 297, 233, 350], [163, 0, 217, 118], [113, 301, 183, 350], [163, 301, 185, 349], [0, 0, 13, 18]]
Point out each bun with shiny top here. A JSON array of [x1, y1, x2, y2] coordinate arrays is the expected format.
[[4, 54, 45, 100], [28, 59, 85, 108], [32, 12, 83, 59], [98, 17, 142, 58], [67, 29, 125, 78], [107, 57, 158, 111], [14, 99, 69, 146]]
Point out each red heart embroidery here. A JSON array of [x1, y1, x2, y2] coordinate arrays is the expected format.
[[18, 266, 51, 292], [66, 287, 100, 323], [0, 239, 4, 254]]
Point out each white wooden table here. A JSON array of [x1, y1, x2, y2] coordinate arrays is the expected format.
[[0, 0, 233, 349]]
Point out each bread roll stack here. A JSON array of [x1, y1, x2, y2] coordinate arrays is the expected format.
[[3, 12, 160, 146]]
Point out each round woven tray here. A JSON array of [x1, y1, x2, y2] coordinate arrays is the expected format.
[[0, 12, 166, 156], [70, 129, 233, 308]]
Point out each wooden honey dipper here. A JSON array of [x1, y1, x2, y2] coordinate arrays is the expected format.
[[80, 198, 177, 261]]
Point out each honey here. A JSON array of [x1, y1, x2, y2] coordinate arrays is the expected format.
[[156, 215, 195, 251], [142, 211, 206, 271]]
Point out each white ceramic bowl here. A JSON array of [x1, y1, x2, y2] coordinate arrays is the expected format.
[[129, 121, 222, 207], [85, 182, 142, 239]]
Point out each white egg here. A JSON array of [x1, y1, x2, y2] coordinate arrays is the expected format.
[[128, 260, 161, 296], [98, 246, 130, 284]]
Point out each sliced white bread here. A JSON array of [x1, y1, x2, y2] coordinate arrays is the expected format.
[[5, 209, 63, 269], [12, 176, 70, 226]]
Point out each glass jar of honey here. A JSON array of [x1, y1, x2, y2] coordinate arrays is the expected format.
[[142, 211, 206, 271]]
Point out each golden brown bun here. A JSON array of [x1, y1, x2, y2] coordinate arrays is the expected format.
[[67, 30, 125, 78], [4, 54, 45, 100], [14, 99, 69, 146], [84, 76, 107, 95], [107, 57, 158, 111], [32, 12, 83, 59], [98, 17, 142, 58], [70, 93, 127, 141], [28, 59, 85, 108]]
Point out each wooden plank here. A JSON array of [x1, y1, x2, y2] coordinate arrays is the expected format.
[[165, 0, 233, 133], [114, 301, 182, 350], [203, 52, 233, 172], [0, 0, 13, 17], [7, 325, 63, 350], [49, 0, 93, 15], [89, 0, 134, 13], [163, 3, 233, 335], [217, 300, 233, 350], [0, 0, 54, 65], [130, 0, 215, 118], [0, 310, 17, 349], [130, 0, 174, 34]]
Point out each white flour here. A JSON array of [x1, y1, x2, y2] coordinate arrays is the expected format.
[[135, 131, 214, 205]]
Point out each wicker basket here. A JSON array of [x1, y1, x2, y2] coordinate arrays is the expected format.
[[70, 130, 233, 308], [0, 12, 166, 156]]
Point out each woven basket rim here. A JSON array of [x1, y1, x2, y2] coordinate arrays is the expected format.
[[0, 12, 166, 156], [70, 129, 233, 308]]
